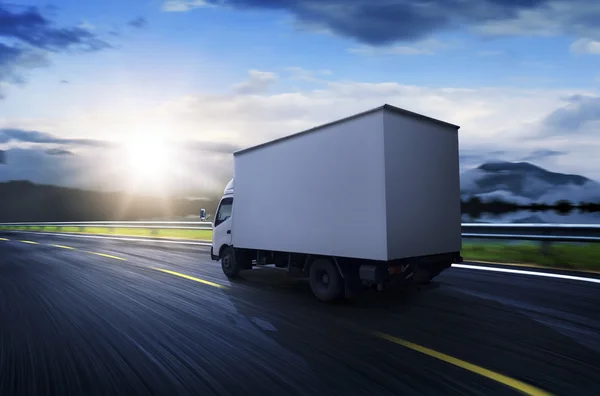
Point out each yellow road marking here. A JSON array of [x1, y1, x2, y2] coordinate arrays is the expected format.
[[88, 252, 127, 261], [20, 240, 38, 244], [51, 244, 76, 250], [373, 331, 551, 396], [0, 238, 9, 241], [152, 267, 226, 289]]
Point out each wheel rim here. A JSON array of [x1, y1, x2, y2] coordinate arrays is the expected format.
[[222, 255, 231, 270], [313, 266, 332, 295], [310, 259, 342, 300]]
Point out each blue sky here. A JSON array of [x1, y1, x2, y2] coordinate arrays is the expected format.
[[1, 0, 600, 195]]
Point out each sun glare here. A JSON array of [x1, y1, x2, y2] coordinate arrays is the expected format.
[[123, 134, 172, 182]]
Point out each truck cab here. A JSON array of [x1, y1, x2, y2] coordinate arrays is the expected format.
[[211, 179, 234, 262]]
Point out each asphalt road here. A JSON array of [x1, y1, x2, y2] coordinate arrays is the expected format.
[[1, 232, 600, 396]]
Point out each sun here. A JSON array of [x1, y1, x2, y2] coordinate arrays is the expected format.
[[122, 134, 172, 182]]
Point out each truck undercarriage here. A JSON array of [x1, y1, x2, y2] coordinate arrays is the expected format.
[[212, 246, 463, 301]]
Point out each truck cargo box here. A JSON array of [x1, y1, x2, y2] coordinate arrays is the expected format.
[[231, 104, 461, 262]]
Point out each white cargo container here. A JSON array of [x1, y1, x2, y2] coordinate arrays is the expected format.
[[211, 104, 463, 302]]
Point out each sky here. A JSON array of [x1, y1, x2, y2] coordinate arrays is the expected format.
[[1, 0, 600, 197]]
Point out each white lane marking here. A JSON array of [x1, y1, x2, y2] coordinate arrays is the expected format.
[[1, 230, 211, 246], [453, 264, 600, 284]]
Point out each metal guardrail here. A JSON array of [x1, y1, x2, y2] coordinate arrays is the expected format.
[[461, 223, 600, 243], [0, 221, 599, 243], [0, 221, 213, 230]]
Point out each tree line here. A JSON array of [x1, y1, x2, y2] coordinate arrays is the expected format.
[[462, 196, 600, 217], [1, 181, 598, 222], [0, 181, 221, 222]]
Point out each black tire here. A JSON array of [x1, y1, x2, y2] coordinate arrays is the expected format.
[[221, 246, 241, 278], [309, 258, 344, 302]]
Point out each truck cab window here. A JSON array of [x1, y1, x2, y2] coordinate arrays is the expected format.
[[214, 197, 233, 227]]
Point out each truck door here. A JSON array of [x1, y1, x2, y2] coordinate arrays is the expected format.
[[212, 197, 233, 257]]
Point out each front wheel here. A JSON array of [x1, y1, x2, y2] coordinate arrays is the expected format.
[[221, 246, 241, 278], [309, 258, 344, 302]]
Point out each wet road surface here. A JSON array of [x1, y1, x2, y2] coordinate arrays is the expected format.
[[1, 232, 599, 395]]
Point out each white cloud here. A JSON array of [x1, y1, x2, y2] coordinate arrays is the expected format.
[[570, 38, 600, 54], [161, 0, 210, 12], [3, 72, 600, 194], [232, 69, 278, 95], [285, 67, 332, 82]]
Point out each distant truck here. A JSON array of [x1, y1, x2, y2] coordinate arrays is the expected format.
[[211, 104, 463, 301]]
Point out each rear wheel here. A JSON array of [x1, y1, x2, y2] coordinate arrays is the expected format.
[[221, 246, 241, 278], [309, 258, 344, 302]]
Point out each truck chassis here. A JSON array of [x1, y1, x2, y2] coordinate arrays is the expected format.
[[212, 246, 463, 301]]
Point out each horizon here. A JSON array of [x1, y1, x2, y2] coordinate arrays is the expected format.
[[1, 158, 597, 199], [1, 1, 600, 196]]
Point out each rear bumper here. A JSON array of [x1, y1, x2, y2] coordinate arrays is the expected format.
[[358, 251, 461, 286]]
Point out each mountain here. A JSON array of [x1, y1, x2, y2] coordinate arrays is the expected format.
[[460, 161, 600, 205]]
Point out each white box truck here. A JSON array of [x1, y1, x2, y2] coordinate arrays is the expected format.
[[211, 104, 463, 301]]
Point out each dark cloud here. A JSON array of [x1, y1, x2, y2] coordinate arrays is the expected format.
[[0, 42, 49, 98], [522, 149, 567, 161], [0, 43, 22, 97], [0, 128, 113, 147], [189, 0, 578, 45], [45, 148, 74, 156], [543, 95, 600, 133], [0, 43, 21, 70], [128, 17, 148, 28], [0, 4, 110, 97], [0, 147, 82, 187], [0, 5, 109, 51]]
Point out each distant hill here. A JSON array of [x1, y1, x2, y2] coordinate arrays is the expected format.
[[1, 161, 597, 222], [0, 181, 220, 222], [460, 161, 600, 205]]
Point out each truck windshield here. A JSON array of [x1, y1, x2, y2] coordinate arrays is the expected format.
[[214, 197, 233, 227]]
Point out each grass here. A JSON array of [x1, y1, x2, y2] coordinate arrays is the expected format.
[[0, 226, 212, 241], [461, 242, 600, 272], [1, 225, 598, 273]]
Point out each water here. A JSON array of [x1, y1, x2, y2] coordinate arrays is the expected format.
[[462, 210, 600, 224]]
